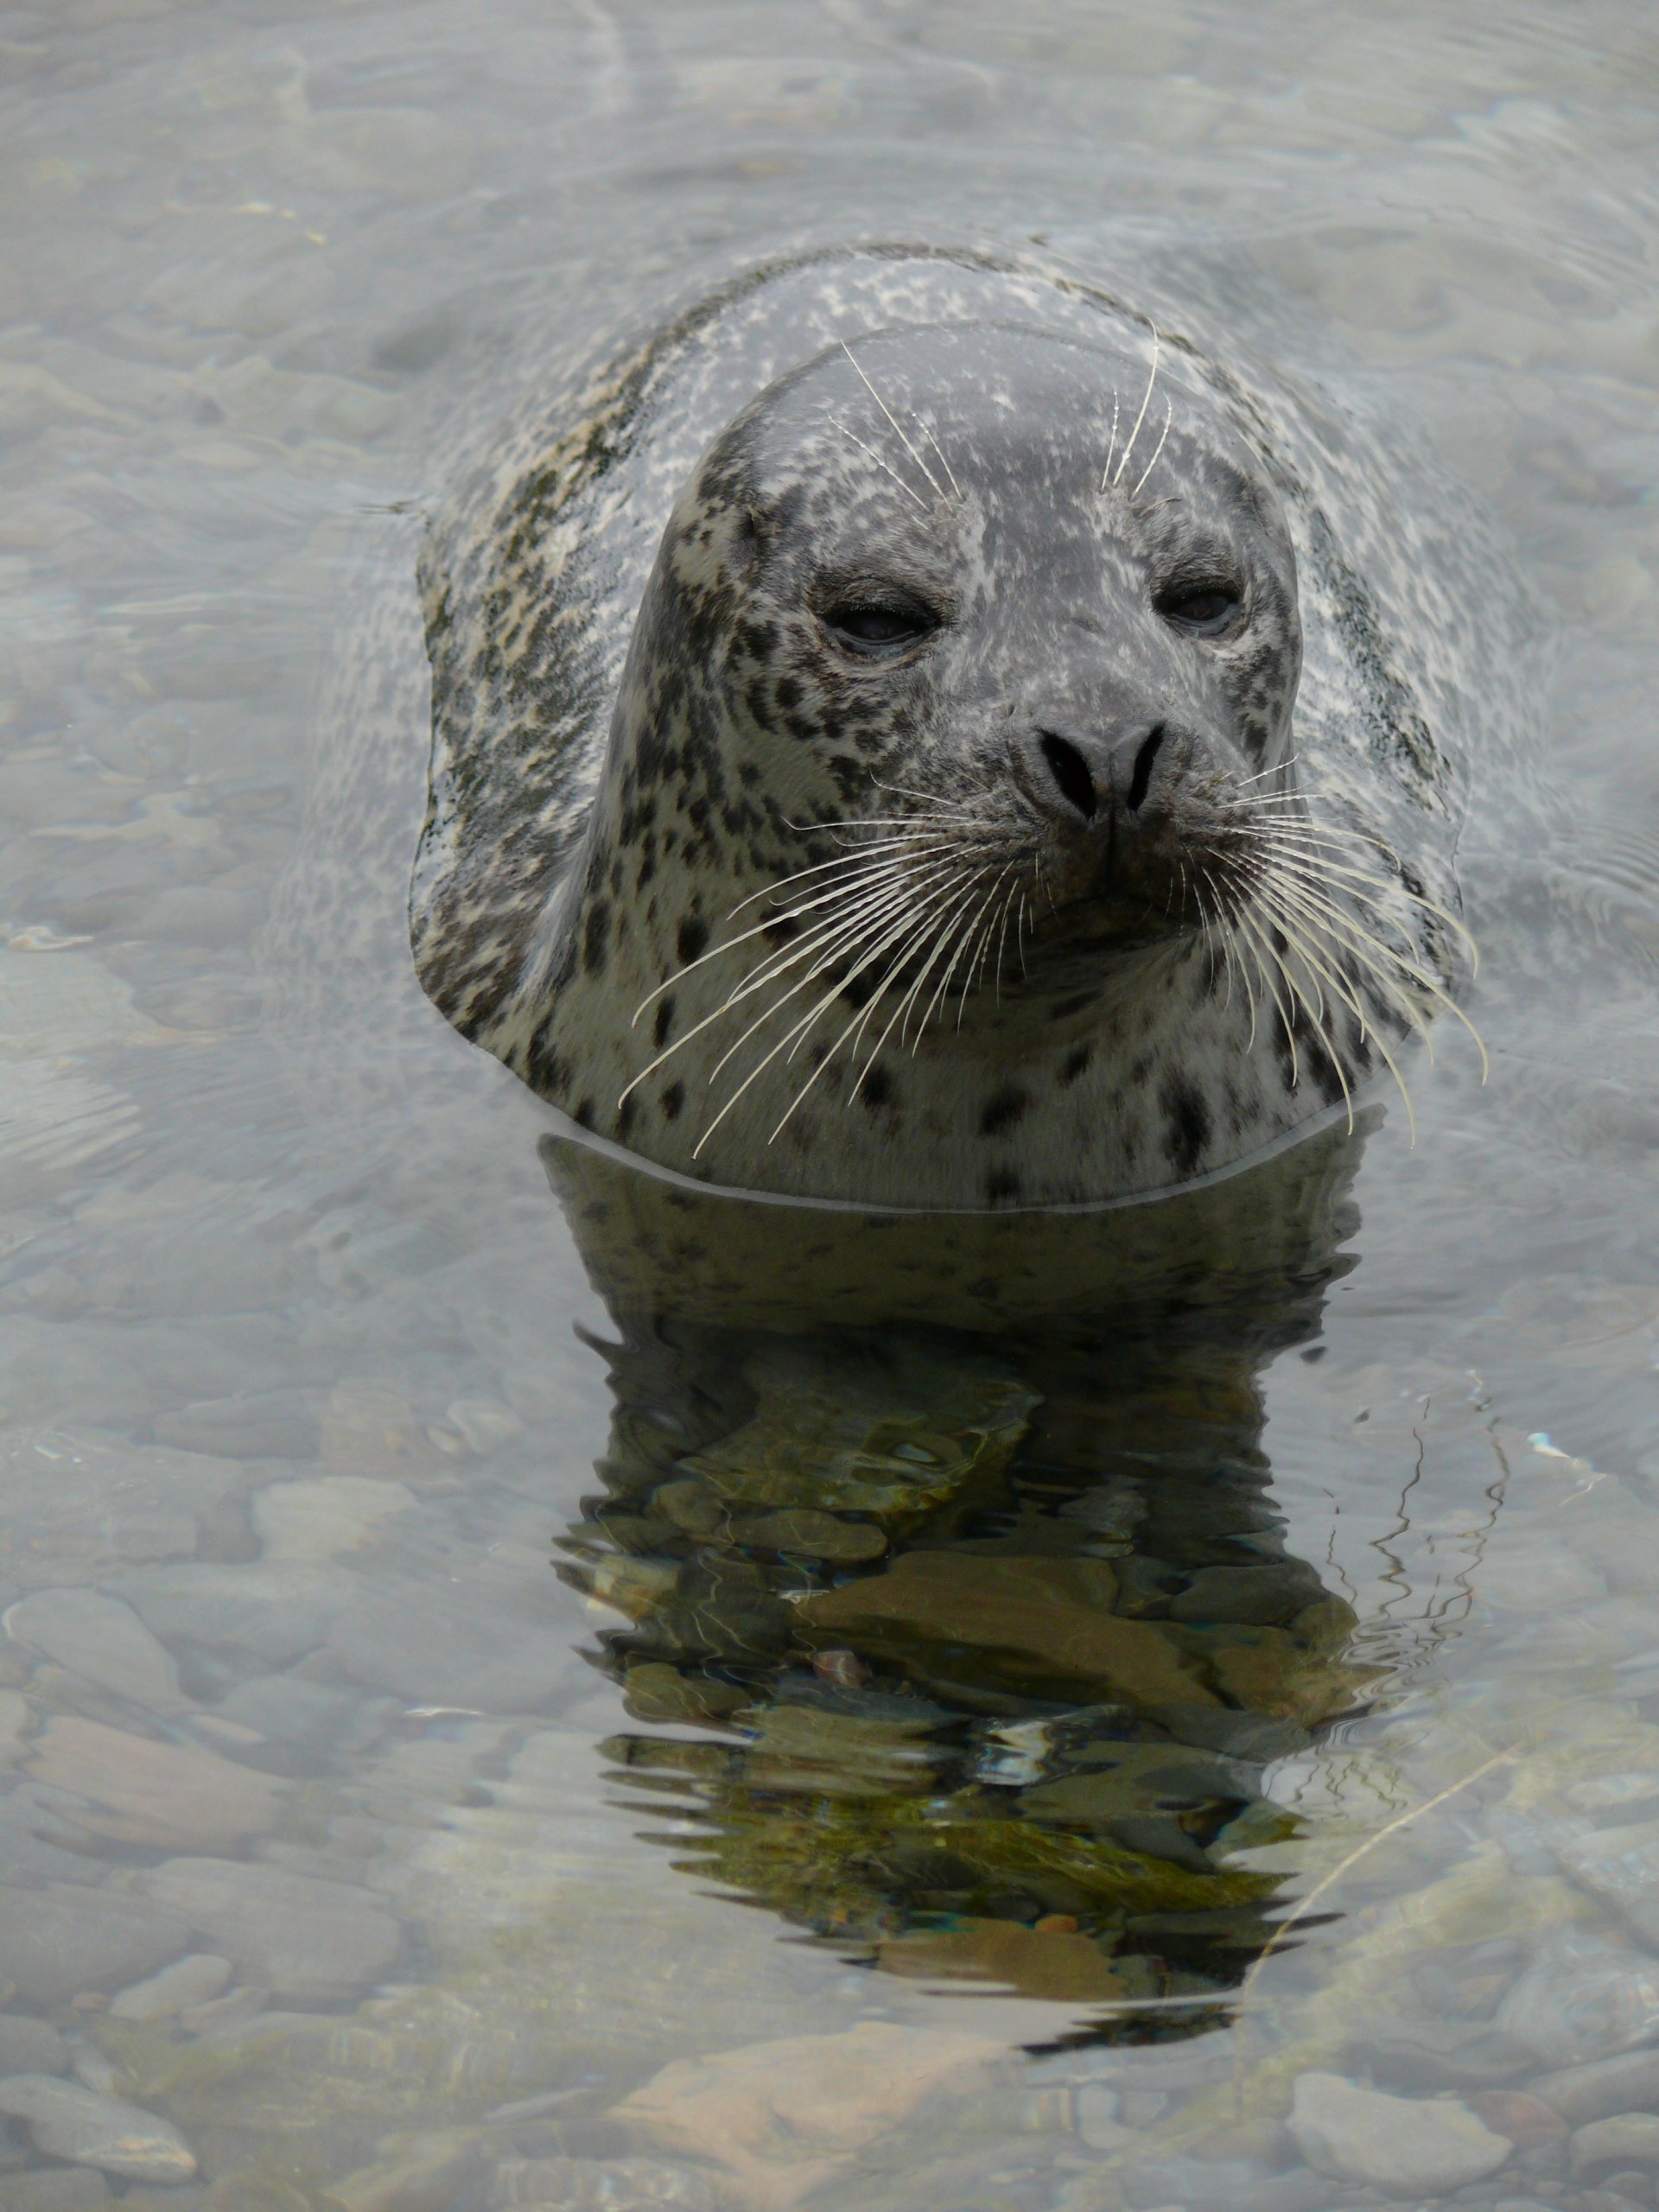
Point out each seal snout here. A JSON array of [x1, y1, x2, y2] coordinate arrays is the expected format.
[[1033, 723, 1167, 824]]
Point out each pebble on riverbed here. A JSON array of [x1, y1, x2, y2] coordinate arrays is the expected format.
[[1571, 2112, 1659, 2179], [107, 1955, 232, 2023], [0, 2075, 195, 2181], [1287, 2070, 1513, 2196]]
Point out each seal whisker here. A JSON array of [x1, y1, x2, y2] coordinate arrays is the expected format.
[[1249, 871, 1439, 1063], [1267, 874, 1488, 1084], [1230, 900, 1302, 1088], [840, 342, 947, 503], [916, 410, 963, 502], [632, 843, 941, 1021], [1112, 329, 1161, 488], [620, 861, 929, 1096], [728, 835, 961, 914], [1100, 388, 1122, 494], [957, 864, 1020, 1027], [1129, 397, 1173, 500], [765, 873, 985, 1142], [1256, 857, 1484, 1063], [698, 874, 968, 1155], [1249, 881, 1421, 1140], [917, 868, 1010, 1042], [826, 413, 927, 510], [1253, 834, 1480, 974], [1258, 908, 1357, 1131], [703, 872, 946, 1086], [855, 878, 985, 1077]]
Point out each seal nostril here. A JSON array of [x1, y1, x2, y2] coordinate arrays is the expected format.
[[1039, 731, 1098, 821], [1126, 724, 1165, 814]]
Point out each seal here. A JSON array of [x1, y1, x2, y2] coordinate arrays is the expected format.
[[414, 244, 1498, 1208]]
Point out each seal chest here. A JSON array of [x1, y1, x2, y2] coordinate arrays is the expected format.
[[416, 246, 1480, 1207]]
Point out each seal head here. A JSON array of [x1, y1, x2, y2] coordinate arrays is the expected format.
[[416, 252, 1474, 1208]]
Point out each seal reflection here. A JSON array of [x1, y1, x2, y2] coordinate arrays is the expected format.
[[542, 1116, 1377, 2044]]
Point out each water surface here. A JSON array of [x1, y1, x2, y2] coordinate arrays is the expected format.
[[3, 4, 1659, 2207]]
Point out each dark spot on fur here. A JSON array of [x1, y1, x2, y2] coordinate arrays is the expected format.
[[677, 915, 709, 964], [985, 1167, 1022, 1205], [575, 1097, 595, 1130], [662, 1081, 684, 1121], [582, 899, 610, 976], [653, 998, 676, 1049], [1162, 1078, 1211, 1177], [980, 1085, 1029, 1138], [858, 1062, 894, 1109], [1059, 1046, 1090, 1086], [617, 1095, 637, 1140]]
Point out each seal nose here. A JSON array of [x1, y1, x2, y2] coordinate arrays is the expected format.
[[1033, 723, 1167, 824]]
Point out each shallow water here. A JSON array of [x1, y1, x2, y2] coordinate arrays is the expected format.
[[3, 3, 1659, 2207]]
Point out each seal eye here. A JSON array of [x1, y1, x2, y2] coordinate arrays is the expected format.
[[1159, 582, 1242, 633], [821, 591, 938, 659]]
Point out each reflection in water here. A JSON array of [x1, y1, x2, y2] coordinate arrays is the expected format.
[[544, 1117, 1377, 2038]]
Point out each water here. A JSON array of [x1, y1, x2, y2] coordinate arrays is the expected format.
[[3, 3, 1659, 2205]]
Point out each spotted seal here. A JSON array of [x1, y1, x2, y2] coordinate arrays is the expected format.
[[414, 244, 1508, 1209]]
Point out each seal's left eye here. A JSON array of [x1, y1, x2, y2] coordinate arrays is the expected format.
[[1160, 583, 1241, 632], [821, 592, 938, 658]]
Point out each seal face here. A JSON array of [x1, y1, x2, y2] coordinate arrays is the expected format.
[[416, 246, 1481, 1208]]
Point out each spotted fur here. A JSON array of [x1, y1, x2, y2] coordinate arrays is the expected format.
[[411, 243, 1523, 1208]]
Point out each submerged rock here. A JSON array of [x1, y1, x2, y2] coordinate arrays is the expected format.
[[1498, 1936, 1659, 2069], [3, 1589, 186, 1715], [1555, 1817, 1659, 1947], [1571, 2112, 1659, 2178], [0, 2074, 195, 2181], [1287, 2070, 1511, 2195], [131, 1859, 400, 2002], [0, 1886, 191, 2008], [1529, 2048, 1659, 2125], [617, 2021, 1007, 2209], [489, 2156, 717, 2209], [109, 1956, 233, 2024], [24, 1720, 282, 1853]]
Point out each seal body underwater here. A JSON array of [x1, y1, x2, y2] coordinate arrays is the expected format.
[[413, 244, 1516, 1208]]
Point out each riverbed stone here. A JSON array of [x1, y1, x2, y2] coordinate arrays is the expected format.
[[1287, 2071, 1511, 2195], [0, 2075, 195, 2182], [0, 2022, 65, 2078], [0, 1433, 238, 1588], [132, 1859, 401, 2001], [251, 1476, 414, 1562], [109, 1954, 232, 2022], [24, 1718, 283, 1851], [111, 1563, 356, 1666], [0, 2174, 111, 2212], [1468, 2090, 1570, 2148], [3, 1590, 185, 1716], [488, 2157, 717, 2209], [1573, 2114, 1659, 2177], [617, 2021, 1007, 2209], [1498, 1937, 1659, 2068], [1555, 1819, 1659, 1948], [0, 1886, 191, 2007], [1530, 2049, 1659, 2124]]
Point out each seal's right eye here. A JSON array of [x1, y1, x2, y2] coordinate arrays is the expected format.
[[820, 589, 938, 659]]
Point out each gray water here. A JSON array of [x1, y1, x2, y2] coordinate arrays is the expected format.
[[4, 4, 1659, 2209]]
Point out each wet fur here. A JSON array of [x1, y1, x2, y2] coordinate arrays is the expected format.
[[411, 243, 1519, 1208]]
